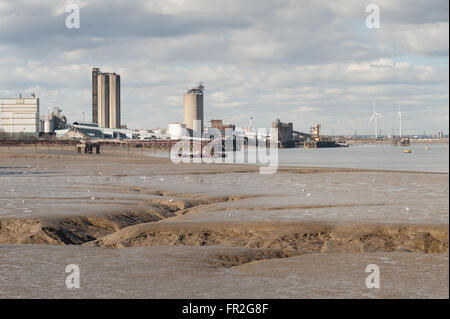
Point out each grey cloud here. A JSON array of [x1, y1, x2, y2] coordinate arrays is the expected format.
[[0, 0, 448, 134]]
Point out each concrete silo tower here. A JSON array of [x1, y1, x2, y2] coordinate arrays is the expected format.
[[92, 67, 121, 128], [183, 83, 204, 135]]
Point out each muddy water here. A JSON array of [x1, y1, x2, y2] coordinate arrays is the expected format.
[[0, 245, 447, 298]]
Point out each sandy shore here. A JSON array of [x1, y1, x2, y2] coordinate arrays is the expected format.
[[0, 149, 448, 298]]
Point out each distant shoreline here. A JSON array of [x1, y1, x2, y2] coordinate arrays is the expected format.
[[0, 146, 448, 175], [346, 138, 449, 144]]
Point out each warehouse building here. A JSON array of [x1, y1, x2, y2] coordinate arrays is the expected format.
[[0, 94, 40, 134], [210, 119, 235, 135]]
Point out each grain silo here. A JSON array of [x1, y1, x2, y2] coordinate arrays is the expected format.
[[108, 73, 121, 129], [92, 68, 121, 129], [97, 73, 109, 128], [183, 83, 204, 135]]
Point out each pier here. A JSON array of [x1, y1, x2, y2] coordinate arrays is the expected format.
[[392, 137, 411, 147], [76, 141, 100, 154]]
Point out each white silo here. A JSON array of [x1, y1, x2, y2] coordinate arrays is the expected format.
[[183, 83, 204, 135], [168, 123, 186, 139], [44, 118, 53, 133]]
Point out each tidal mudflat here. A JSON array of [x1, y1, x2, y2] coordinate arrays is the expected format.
[[0, 149, 448, 298]]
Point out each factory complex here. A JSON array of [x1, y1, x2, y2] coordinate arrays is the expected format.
[[0, 94, 68, 136], [1, 67, 445, 149], [78, 69, 338, 148]]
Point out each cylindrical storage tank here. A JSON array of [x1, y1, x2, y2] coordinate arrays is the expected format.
[[183, 86, 204, 135], [168, 123, 186, 139], [108, 74, 120, 129], [44, 119, 53, 133]]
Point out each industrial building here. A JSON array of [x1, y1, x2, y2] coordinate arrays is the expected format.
[[39, 107, 67, 134], [272, 118, 294, 148], [210, 119, 235, 135], [0, 94, 40, 134], [92, 68, 121, 129], [183, 83, 204, 135], [61, 122, 136, 140]]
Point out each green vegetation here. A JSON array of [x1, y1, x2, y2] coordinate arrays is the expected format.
[[0, 130, 39, 141]]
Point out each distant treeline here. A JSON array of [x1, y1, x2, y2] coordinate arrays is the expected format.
[[0, 131, 39, 141]]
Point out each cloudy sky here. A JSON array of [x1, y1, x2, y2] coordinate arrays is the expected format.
[[0, 0, 448, 135]]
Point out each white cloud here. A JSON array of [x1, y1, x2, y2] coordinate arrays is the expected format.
[[0, 0, 448, 134]]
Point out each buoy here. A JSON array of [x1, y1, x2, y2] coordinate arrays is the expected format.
[[404, 150, 412, 153]]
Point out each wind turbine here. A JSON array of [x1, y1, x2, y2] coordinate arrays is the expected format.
[[369, 102, 382, 138], [397, 105, 402, 137]]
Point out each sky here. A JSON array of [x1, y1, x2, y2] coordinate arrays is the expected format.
[[0, 0, 448, 135]]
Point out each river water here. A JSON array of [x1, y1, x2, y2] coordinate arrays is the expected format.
[[276, 143, 449, 173], [155, 143, 449, 173]]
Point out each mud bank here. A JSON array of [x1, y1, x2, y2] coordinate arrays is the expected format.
[[0, 194, 262, 245], [1, 206, 447, 264], [87, 220, 448, 254], [0, 208, 173, 245], [1, 183, 448, 264]]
